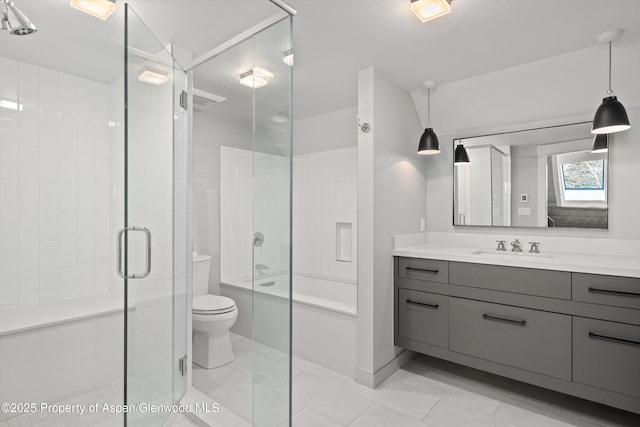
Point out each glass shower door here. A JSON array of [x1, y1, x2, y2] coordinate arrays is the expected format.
[[124, 5, 186, 426], [251, 16, 293, 427]]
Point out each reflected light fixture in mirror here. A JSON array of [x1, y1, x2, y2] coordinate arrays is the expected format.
[[418, 80, 440, 155], [591, 134, 608, 153], [454, 142, 470, 164], [239, 67, 274, 89], [70, 0, 116, 20], [592, 29, 630, 134], [410, 0, 452, 23], [138, 68, 169, 86]]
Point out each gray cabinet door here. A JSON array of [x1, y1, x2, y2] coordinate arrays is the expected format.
[[398, 288, 448, 348], [449, 262, 571, 299], [449, 298, 571, 380], [573, 317, 640, 399], [573, 273, 640, 310]]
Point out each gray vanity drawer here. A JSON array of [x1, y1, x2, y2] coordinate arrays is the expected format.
[[449, 298, 571, 380], [398, 258, 448, 284], [573, 317, 640, 398], [573, 273, 640, 310], [398, 288, 448, 348], [449, 262, 571, 299]]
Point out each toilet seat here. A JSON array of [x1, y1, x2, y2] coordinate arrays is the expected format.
[[193, 295, 236, 315]]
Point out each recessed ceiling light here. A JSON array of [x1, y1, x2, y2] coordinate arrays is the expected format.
[[70, 0, 117, 20], [239, 67, 274, 89], [138, 68, 169, 86], [282, 51, 293, 66], [410, 0, 452, 23], [0, 99, 23, 111]]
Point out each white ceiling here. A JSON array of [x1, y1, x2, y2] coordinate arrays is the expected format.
[[286, 0, 640, 118], [2, 0, 640, 120]]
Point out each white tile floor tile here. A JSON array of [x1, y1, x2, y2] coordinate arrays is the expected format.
[[349, 403, 428, 427], [189, 334, 640, 427], [280, 407, 343, 427]]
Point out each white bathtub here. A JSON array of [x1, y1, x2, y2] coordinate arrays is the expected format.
[[221, 274, 357, 376]]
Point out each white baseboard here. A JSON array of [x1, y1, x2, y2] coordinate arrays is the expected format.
[[354, 349, 415, 388]]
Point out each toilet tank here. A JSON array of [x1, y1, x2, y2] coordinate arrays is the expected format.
[[192, 253, 212, 297]]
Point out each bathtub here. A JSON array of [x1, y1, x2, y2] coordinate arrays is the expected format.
[[221, 274, 357, 376]]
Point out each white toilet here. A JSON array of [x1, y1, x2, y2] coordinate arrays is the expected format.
[[192, 253, 238, 369]]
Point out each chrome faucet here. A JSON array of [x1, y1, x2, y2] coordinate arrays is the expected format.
[[496, 240, 506, 251], [511, 239, 522, 252], [529, 242, 541, 253]]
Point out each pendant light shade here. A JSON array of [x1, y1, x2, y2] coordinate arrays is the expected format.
[[591, 134, 608, 153], [591, 29, 630, 135], [592, 96, 630, 134], [418, 80, 440, 155], [454, 143, 470, 164], [418, 128, 440, 154]]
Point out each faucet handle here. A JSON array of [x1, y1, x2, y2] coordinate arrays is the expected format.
[[496, 240, 506, 251], [528, 242, 541, 253]]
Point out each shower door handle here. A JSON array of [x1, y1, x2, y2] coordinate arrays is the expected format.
[[117, 226, 152, 279]]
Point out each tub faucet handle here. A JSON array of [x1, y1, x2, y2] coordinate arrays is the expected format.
[[511, 239, 522, 252], [496, 240, 506, 251], [529, 242, 541, 253]]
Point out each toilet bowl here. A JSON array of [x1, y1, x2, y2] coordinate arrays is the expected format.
[[192, 253, 238, 369]]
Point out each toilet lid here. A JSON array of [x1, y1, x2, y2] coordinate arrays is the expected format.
[[193, 295, 236, 315]]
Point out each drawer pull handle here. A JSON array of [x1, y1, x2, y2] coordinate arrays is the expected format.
[[588, 332, 640, 347], [587, 287, 640, 298], [482, 313, 527, 326], [406, 267, 439, 274], [406, 299, 439, 309]]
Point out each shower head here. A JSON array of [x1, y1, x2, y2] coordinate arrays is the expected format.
[[1, 0, 37, 35]]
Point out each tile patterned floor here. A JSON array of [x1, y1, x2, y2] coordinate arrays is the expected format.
[[189, 334, 640, 427], [3, 332, 638, 427]]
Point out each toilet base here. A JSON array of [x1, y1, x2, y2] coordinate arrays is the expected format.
[[193, 330, 235, 369]]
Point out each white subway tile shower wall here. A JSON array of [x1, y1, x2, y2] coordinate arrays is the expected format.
[[293, 147, 357, 282], [0, 56, 111, 310], [220, 146, 290, 283]]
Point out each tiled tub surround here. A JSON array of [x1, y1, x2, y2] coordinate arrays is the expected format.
[[392, 233, 640, 415]]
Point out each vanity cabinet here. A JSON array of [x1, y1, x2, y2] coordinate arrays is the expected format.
[[449, 298, 571, 380], [394, 256, 640, 414]]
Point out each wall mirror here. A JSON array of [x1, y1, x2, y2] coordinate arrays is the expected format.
[[453, 122, 608, 229]]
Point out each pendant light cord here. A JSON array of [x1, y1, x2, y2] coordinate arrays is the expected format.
[[427, 88, 431, 127], [608, 41, 613, 95]]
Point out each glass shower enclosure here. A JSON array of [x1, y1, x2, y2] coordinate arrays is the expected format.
[[0, 1, 293, 426]]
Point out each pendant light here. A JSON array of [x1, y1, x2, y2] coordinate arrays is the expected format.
[[591, 134, 608, 154], [454, 141, 470, 164], [592, 29, 630, 135], [418, 80, 440, 155]]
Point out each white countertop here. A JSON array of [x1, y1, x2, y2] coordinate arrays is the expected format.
[[393, 244, 640, 278]]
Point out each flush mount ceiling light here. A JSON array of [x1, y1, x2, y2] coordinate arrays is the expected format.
[[410, 0, 452, 23], [70, 0, 116, 20], [282, 50, 293, 66], [270, 113, 289, 123], [239, 67, 274, 89], [592, 29, 630, 135], [138, 68, 169, 86], [418, 80, 440, 155], [591, 134, 608, 153], [454, 141, 470, 164]]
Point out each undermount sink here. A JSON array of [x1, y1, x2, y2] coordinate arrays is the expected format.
[[471, 250, 554, 259]]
